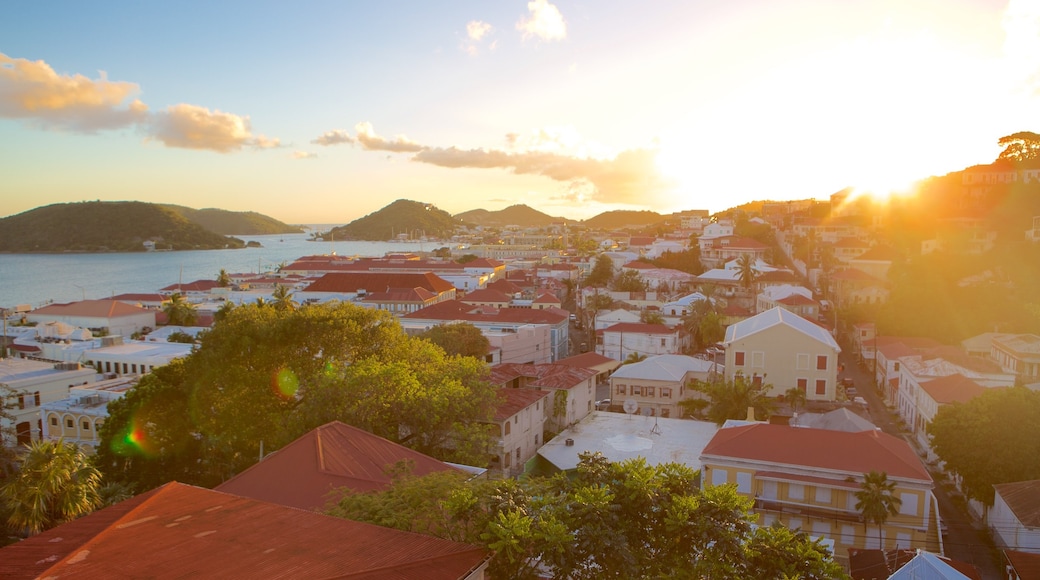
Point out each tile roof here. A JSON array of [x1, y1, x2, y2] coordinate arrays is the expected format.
[[494, 388, 550, 421], [0, 482, 489, 580], [994, 479, 1040, 527], [30, 299, 152, 318], [700, 423, 931, 482], [159, 279, 222, 292], [919, 374, 988, 405], [303, 272, 455, 294], [1005, 549, 1040, 579], [486, 279, 524, 294], [533, 292, 561, 304], [602, 322, 677, 335], [555, 352, 620, 370], [488, 363, 596, 389], [461, 288, 513, 303], [215, 421, 461, 510]]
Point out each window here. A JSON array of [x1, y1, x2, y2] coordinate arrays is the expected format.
[[788, 483, 804, 501], [817, 355, 828, 370], [536, 401, 539, 411], [82, 420, 90, 430], [534, 434, 539, 445], [631, 386, 642, 396], [660, 338, 666, 347], [894, 362, 900, 372], [816, 486, 831, 504], [645, 386, 655, 397], [504, 422, 511, 436], [66, 418, 74, 428], [616, 384, 626, 395], [815, 379, 826, 395], [50, 416, 58, 426], [516, 448, 521, 461], [752, 374, 763, 387], [661, 387, 671, 398], [797, 353, 809, 370], [734, 351, 745, 366], [899, 492, 919, 516], [711, 468, 728, 486], [736, 472, 751, 494], [661, 408, 670, 418], [751, 351, 764, 368], [797, 378, 807, 393], [17, 394, 24, 409], [34, 391, 40, 406]]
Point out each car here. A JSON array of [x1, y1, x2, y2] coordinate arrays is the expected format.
[[596, 399, 611, 410]]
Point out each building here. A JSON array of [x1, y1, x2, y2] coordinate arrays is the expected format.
[[1, 358, 97, 446], [296, 271, 457, 311], [489, 362, 598, 431], [40, 376, 135, 453], [492, 388, 549, 477], [700, 423, 939, 563], [608, 354, 717, 418], [85, 340, 192, 377], [597, 322, 685, 362], [991, 480, 1040, 555], [27, 299, 157, 338], [722, 307, 841, 401]]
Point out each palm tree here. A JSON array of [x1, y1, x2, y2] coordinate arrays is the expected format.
[[272, 284, 298, 312], [623, 352, 647, 365], [684, 374, 775, 424], [855, 470, 902, 549], [736, 253, 757, 294], [784, 386, 807, 413], [162, 292, 197, 326], [1, 439, 102, 535], [216, 268, 232, 288]]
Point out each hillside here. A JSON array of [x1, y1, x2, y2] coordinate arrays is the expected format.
[[162, 206, 303, 235], [454, 204, 566, 228], [582, 210, 665, 230], [0, 201, 245, 252], [324, 199, 464, 241]]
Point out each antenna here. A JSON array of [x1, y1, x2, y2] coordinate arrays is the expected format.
[[650, 415, 661, 435], [623, 399, 638, 415]]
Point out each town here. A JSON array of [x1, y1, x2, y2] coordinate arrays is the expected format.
[[2, 173, 1040, 578]]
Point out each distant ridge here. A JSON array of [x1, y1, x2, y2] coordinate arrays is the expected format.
[[454, 204, 566, 228], [581, 210, 665, 230], [325, 199, 463, 241], [161, 205, 303, 235], [0, 201, 247, 253]]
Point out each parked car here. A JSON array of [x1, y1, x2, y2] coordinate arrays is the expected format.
[[596, 399, 611, 411]]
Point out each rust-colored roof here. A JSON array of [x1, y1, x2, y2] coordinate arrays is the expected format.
[[485, 279, 524, 294], [777, 293, 817, 306], [460, 288, 513, 303], [994, 479, 1040, 527], [533, 292, 561, 304], [30, 299, 152, 319], [110, 293, 165, 301], [159, 279, 222, 292], [303, 272, 455, 294], [489, 362, 596, 389], [403, 299, 566, 325], [919, 374, 988, 404], [701, 423, 931, 482], [602, 322, 676, 335], [1005, 549, 1040, 579], [215, 421, 461, 510], [494, 388, 550, 421], [0, 482, 489, 580], [555, 352, 619, 369]]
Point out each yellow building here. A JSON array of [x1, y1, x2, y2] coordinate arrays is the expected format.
[[700, 423, 940, 564], [40, 377, 135, 453]]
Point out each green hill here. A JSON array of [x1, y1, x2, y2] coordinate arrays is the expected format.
[[454, 204, 566, 228], [324, 199, 464, 241], [162, 206, 302, 235], [0, 201, 245, 252], [582, 210, 665, 230]]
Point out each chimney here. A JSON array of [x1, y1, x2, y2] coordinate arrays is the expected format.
[[746, 406, 756, 422]]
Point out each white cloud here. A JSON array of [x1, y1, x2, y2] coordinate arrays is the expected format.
[[354, 121, 426, 153], [291, 151, 318, 160], [0, 52, 147, 132], [149, 104, 278, 153], [311, 129, 354, 146], [467, 20, 492, 41], [516, 0, 567, 42]]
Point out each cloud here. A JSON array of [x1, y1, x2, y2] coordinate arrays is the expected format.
[[354, 121, 426, 153], [311, 129, 354, 146], [291, 151, 318, 160], [467, 20, 492, 41], [412, 144, 667, 205], [0, 52, 148, 132], [149, 104, 279, 153], [516, 0, 567, 42]]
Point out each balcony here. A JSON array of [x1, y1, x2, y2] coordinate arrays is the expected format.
[[754, 498, 863, 524]]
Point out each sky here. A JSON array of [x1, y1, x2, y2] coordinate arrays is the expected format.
[[2, 0, 1039, 224]]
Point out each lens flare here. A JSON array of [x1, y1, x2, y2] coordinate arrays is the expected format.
[[110, 414, 158, 458], [272, 367, 299, 398]]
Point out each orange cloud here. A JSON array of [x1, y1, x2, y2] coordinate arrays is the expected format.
[[354, 121, 426, 153], [149, 104, 279, 153], [291, 151, 318, 160], [311, 129, 354, 146], [0, 52, 147, 131]]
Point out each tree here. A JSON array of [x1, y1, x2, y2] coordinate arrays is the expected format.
[[584, 254, 614, 287], [736, 253, 757, 293], [213, 300, 235, 323], [928, 386, 1040, 504], [640, 310, 664, 325], [997, 131, 1040, 162], [162, 292, 197, 326], [785, 386, 807, 412], [2, 439, 102, 535], [682, 375, 775, 424], [216, 268, 232, 288], [271, 284, 297, 312], [649, 248, 703, 275], [419, 322, 491, 359], [855, 470, 901, 549], [611, 269, 646, 292], [623, 352, 647, 365]]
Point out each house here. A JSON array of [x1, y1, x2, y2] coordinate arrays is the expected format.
[[661, 292, 709, 317], [790, 407, 878, 433], [756, 285, 818, 319], [597, 322, 685, 362], [39, 376, 136, 453], [0, 482, 491, 580], [27, 299, 157, 338], [849, 245, 900, 281], [829, 267, 889, 309], [491, 388, 549, 477], [990, 480, 1040, 555], [608, 354, 717, 418], [480, 323, 553, 365], [489, 362, 598, 430], [991, 334, 1040, 382], [1, 358, 97, 446], [698, 236, 770, 269], [722, 307, 841, 401], [907, 374, 988, 456], [594, 308, 641, 331], [215, 421, 470, 511], [159, 279, 223, 298], [296, 272, 457, 311], [555, 351, 622, 386], [700, 423, 939, 562], [85, 339, 192, 377]]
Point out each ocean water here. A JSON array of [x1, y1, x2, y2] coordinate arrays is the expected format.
[[0, 230, 436, 309]]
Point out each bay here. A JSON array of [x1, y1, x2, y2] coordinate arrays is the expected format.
[[0, 228, 436, 309]]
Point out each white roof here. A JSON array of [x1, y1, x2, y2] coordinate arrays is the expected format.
[[610, 354, 715, 381], [760, 284, 812, 301], [538, 412, 720, 472], [888, 550, 973, 579], [697, 269, 740, 283], [664, 292, 707, 308], [790, 408, 878, 432], [724, 307, 839, 351]]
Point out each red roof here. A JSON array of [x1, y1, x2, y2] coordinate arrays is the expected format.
[[919, 374, 988, 404], [486, 279, 524, 294], [160, 279, 221, 292], [403, 299, 566, 325], [533, 292, 561, 304], [303, 272, 455, 294], [701, 423, 931, 482], [555, 352, 618, 369], [495, 388, 550, 421], [489, 363, 596, 390], [1006, 549, 1040, 579], [30, 299, 152, 318], [215, 421, 461, 510], [0, 482, 489, 580], [777, 294, 817, 306], [110, 293, 165, 302], [602, 322, 677, 335], [460, 288, 513, 303]]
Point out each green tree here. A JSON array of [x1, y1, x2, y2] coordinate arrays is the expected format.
[[216, 268, 232, 287], [162, 292, 197, 326], [928, 386, 1040, 504], [736, 253, 757, 293], [640, 310, 665, 325], [271, 284, 297, 312], [611, 269, 646, 292], [623, 352, 647, 365], [997, 131, 1040, 162], [649, 248, 703, 275], [213, 300, 235, 323], [584, 254, 614, 287], [419, 322, 491, 359], [785, 386, 807, 412], [855, 470, 902, 549], [682, 375, 775, 424], [2, 439, 102, 535]]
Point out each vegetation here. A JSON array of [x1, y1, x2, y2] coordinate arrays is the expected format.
[[0, 201, 246, 252], [581, 209, 664, 230], [928, 386, 1040, 504], [611, 269, 646, 292], [681, 375, 775, 424], [326, 199, 463, 241], [649, 248, 703, 275], [162, 293, 197, 327], [160, 205, 302, 235], [584, 254, 614, 287], [854, 471, 902, 548], [1, 440, 102, 535], [329, 452, 846, 579], [419, 322, 491, 359], [453, 204, 563, 228], [95, 302, 498, 489]]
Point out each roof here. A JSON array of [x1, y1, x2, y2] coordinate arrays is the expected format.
[[555, 352, 622, 373], [601, 322, 677, 335], [402, 299, 566, 325], [159, 279, 222, 292], [700, 423, 931, 482], [724, 307, 840, 351], [790, 407, 878, 432], [889, 550, 981, 580], [919, 374, 987, 405], [610, 354, 715, 381], [1005, 549, 1040, 579], [29, 299, 152, 319], [494, 388, 550, 421], [0, 482, 489, 580], [303, 272, 455, 294], [848, 549, 981, 580], [489, 363, 597, 390], [215, 421, 461, 510], [460, 288, 513, 303], [994, 479, 1040, 527], [533, 292, 561, 304]]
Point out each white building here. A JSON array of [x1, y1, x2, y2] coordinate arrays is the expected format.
[[40, 377, 136, 453], [990, 480, 1040, 554], [609, 354, 717, 418], [1, 358, 97, 446]]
